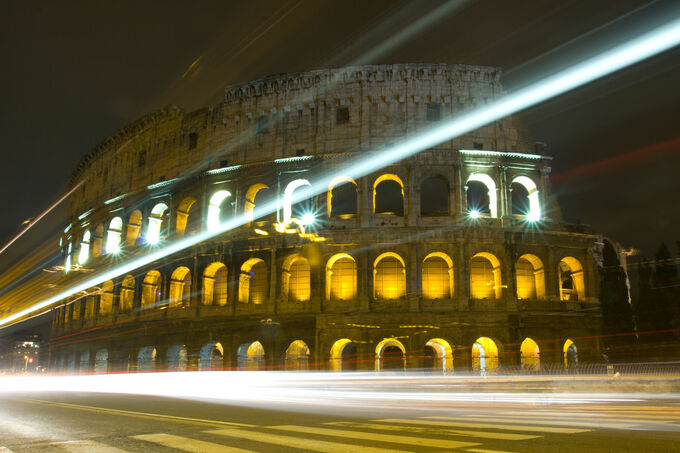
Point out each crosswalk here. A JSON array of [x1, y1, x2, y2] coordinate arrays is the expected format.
[[2, 408, 679, 453]]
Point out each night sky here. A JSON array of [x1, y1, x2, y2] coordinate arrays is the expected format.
[[1, 0, 679, 267]]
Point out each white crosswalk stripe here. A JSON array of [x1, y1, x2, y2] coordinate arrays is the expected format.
[[375, 418, 589, 434], [133, 433, 255, 452], [54, 440, 129, 453]]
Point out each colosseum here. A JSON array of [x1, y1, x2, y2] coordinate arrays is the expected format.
[[49, 64, 602, 374]]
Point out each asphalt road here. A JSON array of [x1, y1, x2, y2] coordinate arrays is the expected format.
[[1, 377, 680, 452]]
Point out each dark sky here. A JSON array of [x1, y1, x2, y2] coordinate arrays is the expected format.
[[1, 0, 679, 265]]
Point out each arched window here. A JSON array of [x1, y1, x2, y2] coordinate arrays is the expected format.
[[137, 346, 156, 371], [176, 197, 198, 236], [126, 210, 143, 245], [283, 179, 312, 224], [105, 217, 123, 254], [470, 252, 502, 299], [239, 258, 267, 304], [466, 173, 497, 218], [244, 183, 271, 223], [516, 254, 546, 300], [237, 341, 265, 370], [422, 252, 454, 299], [511, 176, 541, 221], [120, 275, 135, 312], [282, 255, 311, 302], [168, 266, 192, 308], [520, 338, 540, 371], [199, 342, 223, 370], [78, 231, 91, 265], [559, 257, 585, 301], [92, 224, 104, 257], [472, 336, 499, 374], [141, 270, 162, 307], [420, 175, 449, 216], [328, 176, 358, 218], [326, 253, 357, 301], [285, 340, 310, 371], [424, 338, 453, 373], [374, 252, 406, 300], [99, 280, 114, 316], [64, 242, 72, 273], [375, 338, 406, 371], [329, 338, 356, 371], [146, 203, 169, 244], [166, 344, 188, 371], [374, 174, 404, 215], [563, 339, 578, 368], [202, 262, 227, 306], [206, 190, 232, 232]]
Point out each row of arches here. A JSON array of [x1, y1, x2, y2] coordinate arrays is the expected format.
[[65, 171, 543, 271]]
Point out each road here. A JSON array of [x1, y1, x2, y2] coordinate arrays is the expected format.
[[1, 373, 680, 452]]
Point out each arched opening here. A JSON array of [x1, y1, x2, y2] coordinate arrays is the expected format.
[[239, 258, 267, 304], [466, 173, 497, 218], [422, 252, 454, 299], [141, 270, 162, 308], [166, 344, 188, 371], [94, 348, 108, 374], [78, 350, 90, 373], [470, 252, 502, 300], [202, 262, 227, 306], [64, 242, 73, 273], [176, 197, 198, 236], [169, 266, 192, 308], [472, 337, 499, 374], [283, 179, 312, 224], [147, 203, 169, 244], [564, 339, 578, 369], [516, 254, 546, 300], [285, 340, 310, 371], [423, 338, 453, 373], [207, 190, 232, 232], [199, 342, 224, 370], [520, 338, 540, 371], [326, 253, 357, 301], [374, 252, 406, 300], [237, 341, 265, 370], [375, 338, 406, 371], [374, 174, 404, 216], [99, 280, 114, 316], [92, 224, 104, 257], [329, 339, 357, 371], [420, 175, 449, 216], [137, 346, 156, 371], [105, 217, 123, 254], [282, 255, 310, 302], [78, 230, 91, 265], [511, 176, 541, 221], [559, 257, 585, 301], [244, 183, 271, 223], [328, 176, 358, 218], [120, 275, 135, 312], [126, 210, 143, 246]]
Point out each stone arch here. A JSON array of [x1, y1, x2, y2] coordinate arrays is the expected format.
[[94, 348, 108, 374], [328, 176, 358, 218], [282, 254, 311, 302], [326, 253, 357, 301], [137, 346, 157, 371], [141, 270, 162, 307], [244, 183, 270, 223], [99, 280, 114, 316], [422, 252, 454, 299], [207, 190, 232, 231], [105, 217, 123, 254], [375, 338, 406, 371], [564, 339, 578, 368], [424, 338, 454, 373], [283, 179, 312, 224], [511, 175, 541, 221], [78, 230, 91, 265], [168, 266, 192, 308], [470, 252, 502, 299], [373, 252, 406, 300], [176, 196, 198, 236], [126, 210, 143, 246], [559, 257, 585, 301], [239, 258, 267, 304], [420, 174, 449, 216], [285, 340, 310, 371], [237, 340, 265, 370], [472, 336, 499, 374], [199, 342, 224, 370], [520, 337, 540, 371], [374, 174, 404, 215], [466, 173, 497, 218], [202, 262, 227, 306], [166, 344, 188, 371], [147, 202, 169, 244], [516, 254, 546, 300], [329, 338, 357, 371], [119, 275, 135, 312]]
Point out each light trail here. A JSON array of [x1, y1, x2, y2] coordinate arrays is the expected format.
[[0, 180, 85, 256], [2, 16, 680, 328]]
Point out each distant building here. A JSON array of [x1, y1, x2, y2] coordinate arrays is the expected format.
[[11, 335, 41, 373], [50, 64, 602, 374]]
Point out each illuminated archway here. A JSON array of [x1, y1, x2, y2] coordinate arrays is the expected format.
[[470, 252, 502, 299], [326, 253, 357, 301], [206, 190, 232, 231], [374, 252, 406, 300], [422, 252, 454, 299], [78, 230, 91, 265], [285, 340, 310, 371], [166, 344, 188, 371], [329, 338, 357, 371], [237, 340, 265, 370], [147, 203, 169, 244], [520, 337, 540, 371], [239, 258, 267, 304], [564, 339, 578, 368], [105, 217, 123, 254], [511, 176, 541, 221], [375, 338, 406, 371], [141, 270, 161, 307], [244, 183, 270, 223], [199, 342, 224, 370], [327, 176, 358, 218], [168, 266, 192, 308], [176, 197, 197, 236], [424, 338, 453, 373], [283, 179, 312, 224], [282, 254, 310, 302], [466, 173, 497, 218], [119, 275, 135, 312], [99, 280, 114, 316], [202, 262, 227, 306], [472, 337, 499, 374], [516, 254, 546, 300], [373, 174, 404, 215], [559, 257, 585, 301], [137, 346, 156, 371], [126, 210, 143, 245]]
